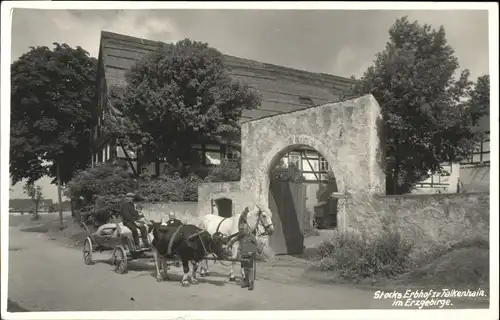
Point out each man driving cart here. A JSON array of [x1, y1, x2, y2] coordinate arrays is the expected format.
[[119, 193, 150, 249]]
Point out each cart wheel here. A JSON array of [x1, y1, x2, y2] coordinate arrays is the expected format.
[[112, 245, 128, 274], [83, 237, 93, 265]]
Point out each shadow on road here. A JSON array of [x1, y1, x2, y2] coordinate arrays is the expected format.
[[147, 271, 227, 287], [84, 258, 228, 287], [289, 247, 318, 261]]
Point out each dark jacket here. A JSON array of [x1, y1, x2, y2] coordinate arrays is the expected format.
[[119, 199, 140, 223]]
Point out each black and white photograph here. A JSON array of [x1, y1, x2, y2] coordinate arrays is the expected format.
[[1, 2, 498, 319]]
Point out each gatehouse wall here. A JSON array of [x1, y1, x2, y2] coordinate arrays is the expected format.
[[196, 94, 386, 234]]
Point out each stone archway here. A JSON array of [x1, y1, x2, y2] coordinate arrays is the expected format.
[[197, 94, 385, 233]]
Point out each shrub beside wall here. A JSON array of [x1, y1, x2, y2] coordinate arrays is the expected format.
[[312, 227, 413, 280], [313, 192, 489, 281], [345, 192, 489, 262]]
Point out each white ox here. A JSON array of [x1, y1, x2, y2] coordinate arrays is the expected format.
[[195, 203, 275, 281]]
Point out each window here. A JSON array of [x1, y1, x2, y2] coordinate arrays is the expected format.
[[116, 146, 136, 159], [225, 148, 240, 162], [320, 157, 329, 171], [303, 158, 319, 171], [205, 151, 221, 165], [106, 144, 110, 160], [191, 143, 225, 166], [289, 152, 301, 169], [298, 96, 314, 106]]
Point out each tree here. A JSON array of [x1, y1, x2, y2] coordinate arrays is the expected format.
[[10, 43, 97, 227], [65, 163, 138, 225], [23, 183, 43, 220], [105, 39, 261, 175], [343, 16, 484, 194], [468, 75, 490, 125]]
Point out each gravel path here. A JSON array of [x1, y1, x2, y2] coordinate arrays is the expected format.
[[7, 226, 390, 311], [7, 226, 488, 312]]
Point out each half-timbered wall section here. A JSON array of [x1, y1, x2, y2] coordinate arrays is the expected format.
[[91, 31, 356, 176], [413, 113, 490, 194]]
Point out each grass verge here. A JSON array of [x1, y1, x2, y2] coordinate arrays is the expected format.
[[307, 228, 490, 296]]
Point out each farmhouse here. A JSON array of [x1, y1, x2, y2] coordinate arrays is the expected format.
[[92, 30, 357, 215]]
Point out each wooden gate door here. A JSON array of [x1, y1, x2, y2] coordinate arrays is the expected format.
[[268, 180, 306, 255]]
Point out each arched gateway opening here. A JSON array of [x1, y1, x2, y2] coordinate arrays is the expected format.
[[267, 144, 339, 255]]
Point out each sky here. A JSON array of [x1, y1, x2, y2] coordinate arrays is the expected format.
[[8, 8, 490, 201]]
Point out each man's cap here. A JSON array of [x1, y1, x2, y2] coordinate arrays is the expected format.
[[125, 192, 135, 198]]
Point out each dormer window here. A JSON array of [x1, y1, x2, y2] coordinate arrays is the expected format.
[[298, 96, 314, 106]]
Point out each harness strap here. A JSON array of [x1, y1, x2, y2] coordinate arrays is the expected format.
[[167, 225, 184, 256], [187, 229, 205, 241], [215, 217, 227, 234], [197, 232, 209, 255], [226, 232, 241, 242]]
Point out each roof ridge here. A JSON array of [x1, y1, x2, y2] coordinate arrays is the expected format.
[[100, 30, 356, 84]]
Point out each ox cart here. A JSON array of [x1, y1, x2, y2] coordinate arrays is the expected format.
[[81, 217, 258, 289], [81, 217, 180, 274]]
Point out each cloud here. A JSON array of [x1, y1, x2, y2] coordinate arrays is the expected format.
[[11, 9, 489, 79], [11, 9, 183, 60]]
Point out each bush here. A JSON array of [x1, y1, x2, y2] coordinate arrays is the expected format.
[[136, 172, 203, 202], [65, 163, 138, 226], [205, 160, 241, 182], [312, 229, 413, 280], [270, 162, 305, 183]]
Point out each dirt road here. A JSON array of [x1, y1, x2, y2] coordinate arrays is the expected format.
[[7, 226, 488, 312]]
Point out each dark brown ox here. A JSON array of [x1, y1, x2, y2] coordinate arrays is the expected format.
[[148, 218, 225, 286]]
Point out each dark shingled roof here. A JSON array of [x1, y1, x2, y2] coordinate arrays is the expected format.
[[99, 30, 357, 122]]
